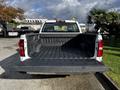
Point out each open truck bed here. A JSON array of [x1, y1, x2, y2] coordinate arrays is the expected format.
[[12, 33, 107, 74]]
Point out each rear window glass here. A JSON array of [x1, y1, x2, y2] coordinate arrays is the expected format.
[[42, 22, 79, 32]]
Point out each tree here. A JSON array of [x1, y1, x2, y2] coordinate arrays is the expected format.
[[0, 0, 24, 22], [0, 0, 24, 36], [87, 8, 120, 46], [87, 8, 120, 35], [0, 5, 24, 22]]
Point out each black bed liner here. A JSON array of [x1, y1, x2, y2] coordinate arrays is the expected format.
[[33, 46, 93, 59]]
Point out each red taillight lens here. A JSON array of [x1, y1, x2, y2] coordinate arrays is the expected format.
[[18, 39, 25, 56], [97, 40, 103, 57]]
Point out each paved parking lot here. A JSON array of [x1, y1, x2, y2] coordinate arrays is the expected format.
[[0, 38, 104, 90]]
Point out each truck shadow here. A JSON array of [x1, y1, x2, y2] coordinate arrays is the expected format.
[[0, 53, 67, 79]]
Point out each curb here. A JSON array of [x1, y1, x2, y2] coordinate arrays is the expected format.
[[95, 72, 119, 90], [104, 73, 120, 90]]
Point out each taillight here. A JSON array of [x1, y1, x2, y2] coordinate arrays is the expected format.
[[18, 39, 25, 56], [97, 40, 103, 57]]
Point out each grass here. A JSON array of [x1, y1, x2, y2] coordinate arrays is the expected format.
[[103, 46, 120, 87]]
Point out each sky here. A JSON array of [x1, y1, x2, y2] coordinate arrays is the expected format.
[[5, 0, 120, 22]]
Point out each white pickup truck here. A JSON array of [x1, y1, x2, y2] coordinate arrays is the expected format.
[[12, 20, 107, 75]]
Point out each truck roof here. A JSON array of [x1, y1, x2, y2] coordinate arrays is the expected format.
[[45, 20, 77, 23]]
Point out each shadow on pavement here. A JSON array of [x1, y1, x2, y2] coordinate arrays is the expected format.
[[0, 53, 67, 79]]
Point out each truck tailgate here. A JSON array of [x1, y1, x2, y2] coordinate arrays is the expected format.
[[13, 53, 107, 74]]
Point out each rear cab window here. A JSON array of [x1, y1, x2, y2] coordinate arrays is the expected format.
[[42, 21, 79, 32]]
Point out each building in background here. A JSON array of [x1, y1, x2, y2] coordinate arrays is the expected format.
[[14, 18, 47, 31]]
